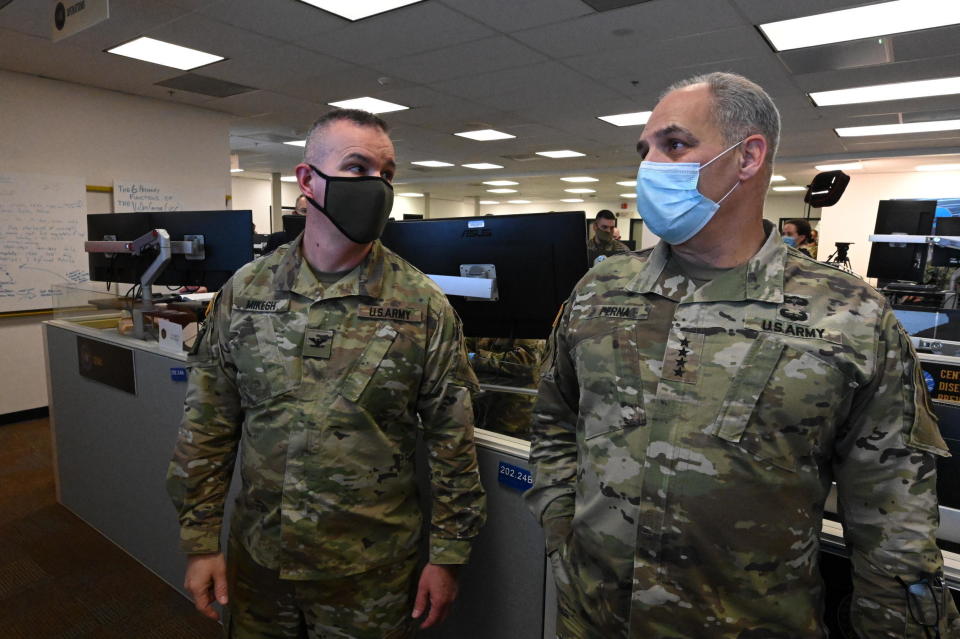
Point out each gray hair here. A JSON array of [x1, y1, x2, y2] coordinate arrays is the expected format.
[[665, 72, 781, 168], [303, 108, 390, 161]]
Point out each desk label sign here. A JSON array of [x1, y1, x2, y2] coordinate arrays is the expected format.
[[920, 360, 960, 404], [77, 335, 135, 394], [498, 461, 533, 492], [170, 367, 188, 382]]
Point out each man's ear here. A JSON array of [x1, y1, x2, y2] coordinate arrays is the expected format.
[[738, 134, 767, 181], [295, 163, 315, 200]]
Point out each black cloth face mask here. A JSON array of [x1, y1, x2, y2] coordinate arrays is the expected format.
[[305, 164, 394, 244]]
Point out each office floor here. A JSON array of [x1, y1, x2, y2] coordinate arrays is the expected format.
[[0, 417, 220, 639]]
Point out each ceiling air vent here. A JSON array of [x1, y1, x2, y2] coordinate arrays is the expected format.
[[582, 0, 654, 12], [500, 153, 540, 162], [155, 74, 256, 98]]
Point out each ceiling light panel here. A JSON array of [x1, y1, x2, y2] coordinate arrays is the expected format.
[[814, 162, 863, 171], [810, 76, 960, 106], [296, 0, 425, 21], [455, 129, 515, 141], [561, 198, 584, 203], [328, 97, 409, 113], [397, 192, 424, 197], [462, 163, 504, 170], [773, 186, 806, 192], [285, 140, 306, 147], [597, 111, 652, 127], [835, 119, 960, 137], [487, 188, 517, 193], [280, 176, 298, 182], [620, 193, 637, 198], [537, 150, 585, 158], [560, 176, 598, 182], [479, 200, 500, 205], [759, 0, 960, 52], [482, 180, 519, 186], [507, 200, 531, 204], [106, 37, 224, 71], [770, 175, 787, 182], [412, 160, 454, 167], [564, 188, 596, 194], [616, 180, 637, 187]]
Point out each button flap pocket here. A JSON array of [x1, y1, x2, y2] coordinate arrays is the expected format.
[[340, 324, 398, 403], [712, 334, 784, 442]]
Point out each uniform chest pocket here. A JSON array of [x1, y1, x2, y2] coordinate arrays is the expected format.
[[229, 313, 302, 407], [575, 324, 647, 440], [708, 333, 856, 472], [339, 324, 410, 418]]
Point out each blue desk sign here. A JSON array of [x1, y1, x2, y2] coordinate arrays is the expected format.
[[170, 367, 188, 382], [497, 461, 533, 492]]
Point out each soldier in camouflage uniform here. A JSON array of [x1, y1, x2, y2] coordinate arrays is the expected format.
[[465, 337, 545, 438], [526, 72, 960, 638], [587, 210, 631, 266], [167, 110, 486, 638]]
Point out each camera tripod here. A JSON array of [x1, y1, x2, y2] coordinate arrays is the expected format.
[[825, 242, 855, 274]]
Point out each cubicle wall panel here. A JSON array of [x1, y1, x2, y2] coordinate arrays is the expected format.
[[45, 324, 192, 591]]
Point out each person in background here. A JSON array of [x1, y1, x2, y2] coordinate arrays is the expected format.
[[586, 210, 629, 266], [264, 194, 309, 254], [526, 71, 958, 638], [782, 218, 817, 258], [167, 109, 486, 639]]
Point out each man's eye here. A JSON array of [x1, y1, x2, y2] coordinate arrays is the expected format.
[[668, 139, 687, 151]]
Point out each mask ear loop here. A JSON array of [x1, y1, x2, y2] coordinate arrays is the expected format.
[[701, 138, 746, 205]]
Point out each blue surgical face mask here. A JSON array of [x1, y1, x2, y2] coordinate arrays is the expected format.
[[635, 139, 744, 245], [782, 236, 797, 247]]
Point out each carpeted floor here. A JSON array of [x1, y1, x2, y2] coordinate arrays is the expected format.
[[0, 417, 221, 639]]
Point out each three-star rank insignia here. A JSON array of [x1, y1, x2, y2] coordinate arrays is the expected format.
[[661, 329, 704, 384]]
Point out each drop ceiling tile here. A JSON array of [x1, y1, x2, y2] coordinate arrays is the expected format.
[[373, 36, 548, 84], [197, 0, 344, 42], [200, 45, 351, 94], [274, 65, 418, 104], [294, 3, 494, 65], [438, 0, 592, 32], [732, 0, 893, 26]]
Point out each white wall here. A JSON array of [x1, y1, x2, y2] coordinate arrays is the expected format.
[[0, 70, 232, 415], [230, 177, 303, 234], [818, 170, 960, 278]]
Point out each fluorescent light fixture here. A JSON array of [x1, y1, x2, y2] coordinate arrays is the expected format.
[[836, 119, 960, 137], [773, 186, 807, 192], [487, 188, 517, 194], [296, 0, 425, 21], [328, 97, 409, 113], [507, 200, 531, 204], [770, 175, 787, 182], [759, 0, 960, 52], [564, 188, 596, 194], [616, 180, 637, 187], [537, 150, 585, 158], [482, 180, 519, 186], [462, 163, 503, 170], [479, 200, 500, 205], [106, 36, 224, 71], [597, 111, 652, 127], [916, 163, 960, 171], [284, 140, 307, 147], [411, 160, 454, 167], [280, 176, 298, 182], [455, 129, 515, 141], [620, 193, 637, 198], [814, 161, 863, 171], [560, 176, 598, 183], [230, 168, 244, 173], [810, 76, 960, 107], [397, 192, 424, 197], [561, 198, 584, 203]]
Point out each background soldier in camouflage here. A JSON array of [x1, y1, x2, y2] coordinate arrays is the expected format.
[[167, 109, 486, 638], [465, 337, 545, 438], [587, 210, 630, 266], [526, 72, 960, 638]]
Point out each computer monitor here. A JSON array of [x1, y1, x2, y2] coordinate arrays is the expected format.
[[931, 216, 960, 267], [866, 200, 936, 283], [87, 210, 254, 291], [282, 214, 306, 237], [380, 212, 589, 339]]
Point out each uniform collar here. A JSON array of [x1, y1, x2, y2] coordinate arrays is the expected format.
[[625, 219, 785, 304], [282, 234, 386, 301]]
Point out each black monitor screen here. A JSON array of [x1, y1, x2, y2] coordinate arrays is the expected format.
[[380, 212, 589, 339], [866, 200, 936, 282], [87, 210, 253, 290], [894, 305, 960, 343], [931, 216, 960, 267]]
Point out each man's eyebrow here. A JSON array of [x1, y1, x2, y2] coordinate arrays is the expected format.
[[339, 152, 374, 165]]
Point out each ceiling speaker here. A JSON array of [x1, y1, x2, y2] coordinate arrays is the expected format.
[[804, 170, 850, 208]]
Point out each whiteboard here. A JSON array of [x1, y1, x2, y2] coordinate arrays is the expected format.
[[0, 173, 90, 313]]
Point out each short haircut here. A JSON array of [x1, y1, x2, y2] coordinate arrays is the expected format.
[[304, 109, 389, 160], [596, 210, 616, 222], [665, 72, 781, 169], [785, 218, 812, 241]]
